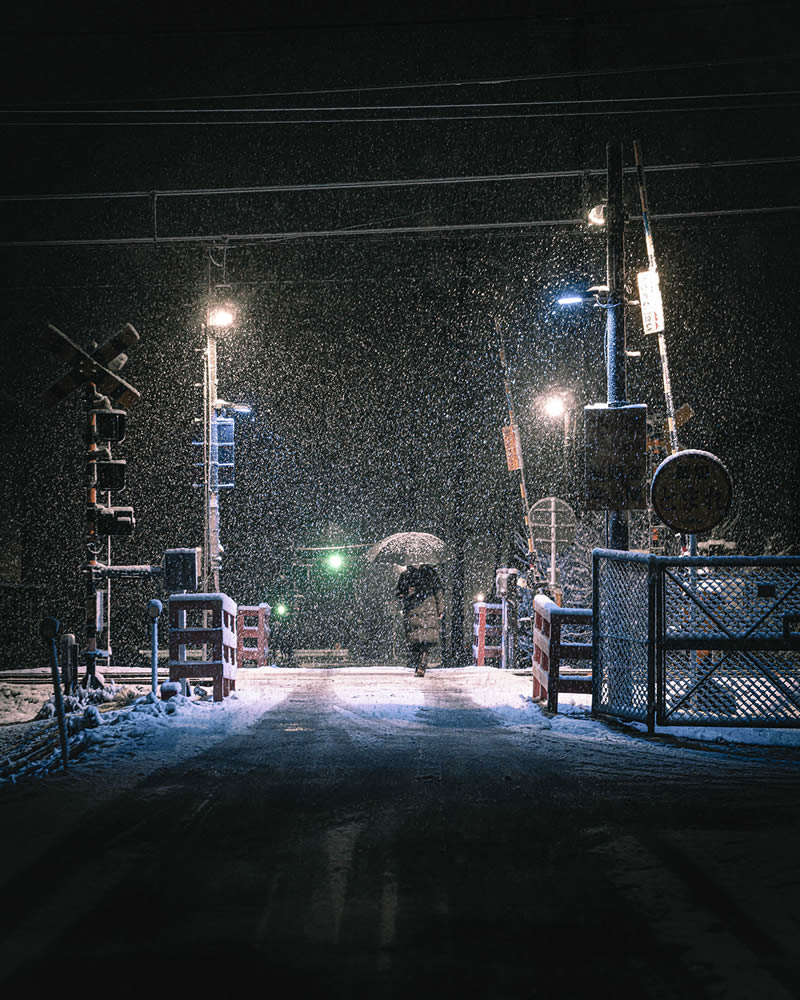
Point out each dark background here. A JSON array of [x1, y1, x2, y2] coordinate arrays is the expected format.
[[1, 2, 798, 663]]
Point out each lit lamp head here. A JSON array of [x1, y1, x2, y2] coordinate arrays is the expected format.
[[207, 305, 236, 330], [588, 203, 606, 226], [543, 395, 566, 419]]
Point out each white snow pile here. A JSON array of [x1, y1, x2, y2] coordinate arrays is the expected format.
[[34, 682, 130, 721], [1, 682, 290, 787], [0, 684, 47, 725]]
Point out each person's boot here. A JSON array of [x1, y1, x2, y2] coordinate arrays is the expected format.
[[415, 650, 428, 677]]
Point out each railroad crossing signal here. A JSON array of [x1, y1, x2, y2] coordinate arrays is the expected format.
[[39, 319, 142, 686], [40, 322, 141, 408]]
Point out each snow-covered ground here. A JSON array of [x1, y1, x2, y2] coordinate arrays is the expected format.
[[2, 665, 799, 788]]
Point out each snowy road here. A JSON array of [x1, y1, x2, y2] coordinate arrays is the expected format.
[[0, 667, 798, 997]]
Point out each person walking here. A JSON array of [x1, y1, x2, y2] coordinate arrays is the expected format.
[[395, 563, 444, 676]]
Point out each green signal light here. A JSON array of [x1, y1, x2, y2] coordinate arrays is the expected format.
[[275, 603, 288, 616], [326, 552, 344, 571]]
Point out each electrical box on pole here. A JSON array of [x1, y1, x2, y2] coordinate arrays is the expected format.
[[584, 403, 648, 510]]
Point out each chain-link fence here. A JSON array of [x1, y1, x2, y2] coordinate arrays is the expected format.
[[660, 560, 800, 726], [592, 551, 655, 727], [593, 551, 800, 730]]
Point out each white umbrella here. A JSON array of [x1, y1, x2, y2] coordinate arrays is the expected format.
[[366, 531, 446, 566]]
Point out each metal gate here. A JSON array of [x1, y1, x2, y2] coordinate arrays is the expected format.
[[593, 550, 800, 731]]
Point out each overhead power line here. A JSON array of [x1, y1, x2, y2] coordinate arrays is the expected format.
[[5, 89, 798, 115], [4, 100, 798, 126], [1, 155, 798, 204], [1, 205, 797, 249], [6, 53, 798, 107]]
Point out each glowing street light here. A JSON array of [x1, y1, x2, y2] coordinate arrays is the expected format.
[[588, 203, 606, 227], [543, 394, 566, 419], [537, 389, 575, 469], [207, 305, 235, 329]]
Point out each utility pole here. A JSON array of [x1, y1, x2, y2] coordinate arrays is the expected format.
[[605, 141, 629, 551]]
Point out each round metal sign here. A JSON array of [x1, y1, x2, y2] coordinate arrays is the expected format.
[[530, 497, 576, 552], [651, 449, 733, 534]]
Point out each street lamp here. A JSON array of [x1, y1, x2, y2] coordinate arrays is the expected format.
[[542, 393, 566, 419], [207, 305, 235, 329], [538, 388, 575, 471], [555, 142, 649, 551], [200, 300, 248, 592]]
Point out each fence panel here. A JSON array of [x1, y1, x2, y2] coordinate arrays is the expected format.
[[592, 550, 655, 726], [659, 558, 800, 727]]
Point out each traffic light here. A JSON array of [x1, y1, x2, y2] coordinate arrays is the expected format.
[[93, 505, 136, 536], [162, 548, 201, 592], [92, 408, 127, 443], [94, 459, 126, 490]]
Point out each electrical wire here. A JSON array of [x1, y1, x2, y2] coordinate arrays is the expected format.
[[1, 205, 798, 249], [6, 53, 797, 106], [4, 100, 798, 125], [2, 155, 798, 203], [5, 90, 798, 114]]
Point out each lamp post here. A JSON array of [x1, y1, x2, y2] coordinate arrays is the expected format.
[[539, 389, 575, 471], [201, 303, 248, 593], [557, 142, 646, 551]]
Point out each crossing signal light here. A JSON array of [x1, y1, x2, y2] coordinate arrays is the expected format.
[[94, 505, 136, 535], [94, 459, 126, 491], [92, 408, 127, 442]]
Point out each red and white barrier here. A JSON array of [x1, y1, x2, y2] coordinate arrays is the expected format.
[[236, 603, 271, 668], [532, 594, 592, 712], [472, 602, 502, 666]]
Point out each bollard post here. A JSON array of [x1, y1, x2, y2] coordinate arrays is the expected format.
[[147, 599, 163, 697], [61, 633, 77, 695], [40, 617, 69, 770]]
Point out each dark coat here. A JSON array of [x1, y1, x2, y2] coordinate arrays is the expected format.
[[396, 565, 444, 647]]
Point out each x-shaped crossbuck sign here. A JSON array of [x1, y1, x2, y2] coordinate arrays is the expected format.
[[41, 322, 141, 409]]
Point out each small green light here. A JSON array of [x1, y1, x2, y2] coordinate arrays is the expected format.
[[326, 552, 344, 571], [275, 603, 288, 616]]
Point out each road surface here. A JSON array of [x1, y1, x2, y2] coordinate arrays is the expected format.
[[0, 667, 798, 997]]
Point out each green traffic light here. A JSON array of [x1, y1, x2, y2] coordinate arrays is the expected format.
[[275, 603, 288, 616], [326, 552, 344, 571]]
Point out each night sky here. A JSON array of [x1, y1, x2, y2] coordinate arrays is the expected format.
[[1, 2, 798, 662]]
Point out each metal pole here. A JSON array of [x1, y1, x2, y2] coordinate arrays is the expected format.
[[41, 617, 69, 770], [151, 616, 159, 695], [495, 319, 542, 588], [84, 385, 103, 687], [606, 141, 629, 551], [61, 633, 76, 695], [206, 326, 222, 592], [147, 598, 163, 696], [633, 140, 680, 457], [106, 531, 112, 664]]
